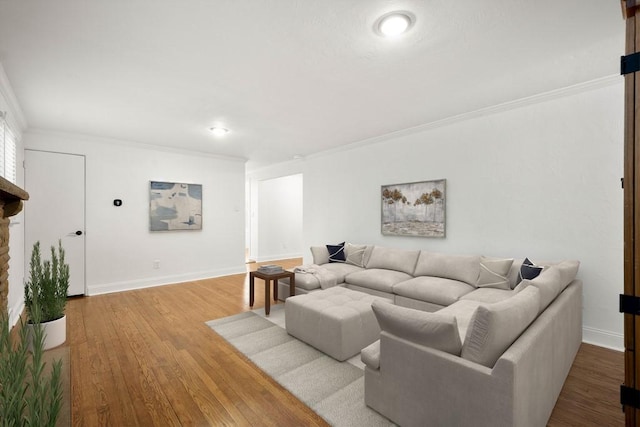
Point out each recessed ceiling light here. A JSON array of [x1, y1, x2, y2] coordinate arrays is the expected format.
[[375, 11, 415, 37], [209, 127, 229, 137]]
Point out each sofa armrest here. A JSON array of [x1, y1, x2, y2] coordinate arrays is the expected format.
[[365, 331, 511, 427], [365, 280, 583, 427], [361, 340, 380, 370]]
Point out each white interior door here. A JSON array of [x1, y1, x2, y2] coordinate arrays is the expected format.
[[24, 150, 85, 296]]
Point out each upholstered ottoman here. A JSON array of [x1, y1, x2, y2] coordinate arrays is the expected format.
[[285, 286, 387, 361]]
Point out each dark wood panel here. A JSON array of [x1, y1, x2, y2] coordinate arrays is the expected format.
[[623, 4, 640, 425]]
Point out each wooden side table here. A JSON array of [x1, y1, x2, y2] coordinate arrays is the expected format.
[[249, 269, 295, 315]]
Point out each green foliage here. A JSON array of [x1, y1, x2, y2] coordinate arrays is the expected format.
[[24, 241, 70, 323], [0, 298, 62, 426]]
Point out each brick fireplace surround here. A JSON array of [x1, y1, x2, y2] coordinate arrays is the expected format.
[[0, 176, 28, 314]]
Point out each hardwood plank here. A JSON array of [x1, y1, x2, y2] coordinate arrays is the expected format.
[[548, 343, 624, 426], [66, 258, 623, 426]]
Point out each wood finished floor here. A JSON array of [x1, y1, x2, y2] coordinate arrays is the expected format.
[[67, 258, 624, 426]]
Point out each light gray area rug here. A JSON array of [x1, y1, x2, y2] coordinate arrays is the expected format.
[[206, 308, 394, 426]]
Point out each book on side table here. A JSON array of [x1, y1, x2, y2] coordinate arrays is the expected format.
[[257, 264, 284, 274]]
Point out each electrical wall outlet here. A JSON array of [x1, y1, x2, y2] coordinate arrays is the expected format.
[[153, 259, 160, 269]]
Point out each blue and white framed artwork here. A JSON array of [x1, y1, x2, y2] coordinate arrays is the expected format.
[[149, 181, 202, 231]]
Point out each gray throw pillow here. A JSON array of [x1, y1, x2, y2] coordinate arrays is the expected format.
[[345, 243, 367, 267], [372, 300, 462, 355], [476, 256, 514, 290]]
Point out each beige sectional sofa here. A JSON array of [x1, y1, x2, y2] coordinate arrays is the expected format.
[[279, 243, 582, 427]]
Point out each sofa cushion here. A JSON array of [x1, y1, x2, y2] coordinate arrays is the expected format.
[[527, 267, 561, 313], [290, 271, 324, 291], [372, 300, 462, 355], [366, 246, 421, 275], [321, 262, 364, 283], [476, 257, 513, 290], [327, 242, 346, 263], [311, 246, 330, 265], [392, 276, 475, 306], [461, 286, 540, 368], [555, 260, 580, 290], [436, 299, 482, 343], [361, 340, 380, 370], [523, 260, 579, 314], [346, 269, 412, 293], [413, 251, 481, 286], [345, 243, 367, 267], [460, 288, 515, 304]]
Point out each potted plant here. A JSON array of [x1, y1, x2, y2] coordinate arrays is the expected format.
[[24, 240, 70, 350], [0, 303, 63, 425]]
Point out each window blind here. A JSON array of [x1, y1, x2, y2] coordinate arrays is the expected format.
[[0, 112, 16, 184]]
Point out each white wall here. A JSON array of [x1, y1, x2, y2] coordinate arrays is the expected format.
[[246, 171, 304, 262], [23, 131, 246, 295], [256, 76, 625, 350], [252, 174, 303, 261]]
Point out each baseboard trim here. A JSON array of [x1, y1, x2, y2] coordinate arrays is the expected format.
[[583, 326, 624, 352], [255, 252, 303, 263], [87, 265, 247, 296], [8, 300, 25, 329]]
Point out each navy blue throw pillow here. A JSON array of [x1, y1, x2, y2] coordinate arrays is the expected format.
[[327, 242, 346, 263], [518, 257, 543, 284]]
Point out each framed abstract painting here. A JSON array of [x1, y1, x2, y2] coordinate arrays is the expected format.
[[149, 181, 202, 231], [381, 179, 446, 237]]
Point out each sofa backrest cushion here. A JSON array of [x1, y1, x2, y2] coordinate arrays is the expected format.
[[311, 246, 330, 265], [555, 260, 580, 289], [461, 286, 540, 368], [522, 260, 580, 314], [367, 246, 421, 275], [414, 251, 481, 286], [372, 300, 462, 355], [526, 267, 562, 313], [476, 256, 514, 290]]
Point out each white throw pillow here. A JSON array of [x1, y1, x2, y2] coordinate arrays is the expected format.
[[476, 256, 514, 290], [461, 286, 540, 368], [372, 300, 462, 355]]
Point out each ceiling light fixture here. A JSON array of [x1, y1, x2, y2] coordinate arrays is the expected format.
[[209, 127, 229, 137], [375, 11, 415, 37]]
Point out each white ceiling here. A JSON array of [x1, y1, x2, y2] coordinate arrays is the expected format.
[[0, 1, 625, 170]]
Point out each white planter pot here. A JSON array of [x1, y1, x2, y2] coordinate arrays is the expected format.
[[28, 315, 67, 350]]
